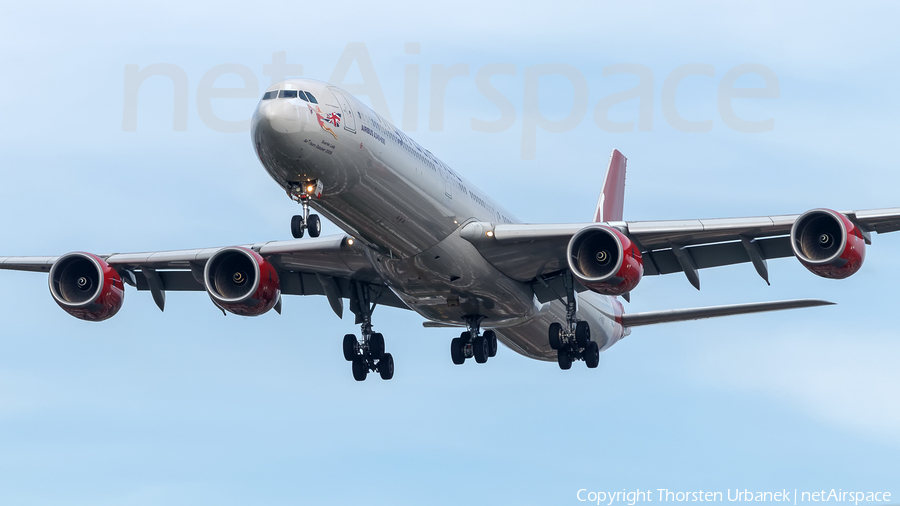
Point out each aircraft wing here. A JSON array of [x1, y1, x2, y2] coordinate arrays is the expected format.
[[0, 234, 408, 317], [459, 207, 900, 301]]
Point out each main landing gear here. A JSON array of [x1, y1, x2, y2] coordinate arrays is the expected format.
[[450, 316, 498, 365], [342, 282, 393, 381], [548, 271, 600, 370], [288, 182, 322, 239]]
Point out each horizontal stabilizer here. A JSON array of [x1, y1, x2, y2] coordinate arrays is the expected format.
[[621, 299, 834, 328]]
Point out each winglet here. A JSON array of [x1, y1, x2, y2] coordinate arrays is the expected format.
[[594, 149, 627, 222]]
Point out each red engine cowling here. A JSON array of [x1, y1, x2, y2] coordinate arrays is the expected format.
[[48, 252, 125, 322], [790, 208, 866, 279], [204, 247, 281, 316], [567, 225, 643, 296]]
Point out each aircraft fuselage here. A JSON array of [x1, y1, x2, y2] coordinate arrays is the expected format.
[[251, 79, 626, 361]]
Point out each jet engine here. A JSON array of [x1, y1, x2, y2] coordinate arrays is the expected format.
[[204, 247, 281, 316], [48, 252, 125, 321], [791, 208, 866, 279], [567, 225, 643, 296]]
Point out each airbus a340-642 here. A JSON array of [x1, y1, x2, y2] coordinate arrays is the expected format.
[[3, 79, 898, 381]]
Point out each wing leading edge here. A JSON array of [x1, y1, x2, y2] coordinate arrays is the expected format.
[[0, 234, 409, 315], [461, 207, 900, 298], [459, 148, 900, 293]]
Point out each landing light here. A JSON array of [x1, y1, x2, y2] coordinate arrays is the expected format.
[[347, 238, 355, 245], [306, 185, 315, 193], [486, 231, 494, 237]]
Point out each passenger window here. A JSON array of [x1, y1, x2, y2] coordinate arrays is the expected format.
[[262, 91, 278, 100], [305, 92, 318, 104], [280, 90, 298, 98]]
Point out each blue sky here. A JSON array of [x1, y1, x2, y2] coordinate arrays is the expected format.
[[1, 1, 899, 505]]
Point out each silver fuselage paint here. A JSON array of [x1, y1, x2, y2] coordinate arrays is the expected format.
[[251, 79, 626, 361]]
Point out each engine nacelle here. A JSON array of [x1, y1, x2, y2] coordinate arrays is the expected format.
[[48, 252, 125, 322], [567, 225, 643, 296], [204, 247, 281, 316], [791, 208, 866, 279]]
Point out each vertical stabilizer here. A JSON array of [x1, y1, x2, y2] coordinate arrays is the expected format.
[[594, 149, 627, 222]]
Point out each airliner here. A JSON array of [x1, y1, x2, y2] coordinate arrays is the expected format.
[[3, 79, 898, 381]]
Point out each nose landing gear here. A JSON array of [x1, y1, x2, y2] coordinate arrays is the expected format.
[[548, 271, 600, 370], [450, 316, 498, 365], [288, 182, 322, 238]]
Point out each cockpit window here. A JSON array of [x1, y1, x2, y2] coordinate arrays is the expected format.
[[304, 92, 318, 104], [262, 91, 278, 100], [297, 91, 309, 102], [279, 90, 299, 99]]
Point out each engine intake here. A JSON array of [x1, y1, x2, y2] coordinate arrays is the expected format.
[[49, 252, 125, 321], [790, 208, 866, 279], [204, 247, 281, 316], [567, 225, 643, 296]]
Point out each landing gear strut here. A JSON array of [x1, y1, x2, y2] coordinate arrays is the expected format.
[[288, 182, 322, 238], [450, 316, 498, 365], [342, 282, 393, 381], [548, 270, 600, 370]]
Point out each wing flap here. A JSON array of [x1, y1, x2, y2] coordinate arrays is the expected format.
[[135, 271, 203, 291], [128, 268, 408, 310], [643, 236, 793, 275], [853, 207, 900, 233]]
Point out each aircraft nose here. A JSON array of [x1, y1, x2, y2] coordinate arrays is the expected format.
[[251, 98, 311, 185], [252, 97, 313, 164], [254, 99, 306, 136]]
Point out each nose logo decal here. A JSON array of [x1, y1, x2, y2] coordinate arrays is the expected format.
[[324, 112, 341, 127], [308, 104, 339, 140]]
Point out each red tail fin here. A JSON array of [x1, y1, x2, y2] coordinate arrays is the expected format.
[[594, 149, 627, 222]]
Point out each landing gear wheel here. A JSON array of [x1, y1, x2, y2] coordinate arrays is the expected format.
[[557, 349, 572, 370], [585, 341, 600, 369], [379, 353, 394, 380], [291, 215, 305, 239], [548, 322, 562, 350], [484, 330, 498, 357], [450, 337, 465, 365], [575, 321, 591, 347], [307, 214, 322, 238], [474, 336, 489, 364], [342, 334, 358, 361], [370, 333, 385, 359], [352, 357, 368, 381]]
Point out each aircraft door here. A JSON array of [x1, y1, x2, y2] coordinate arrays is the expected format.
[[328, 88, 357, 133], [443, 164, 453, 199]]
